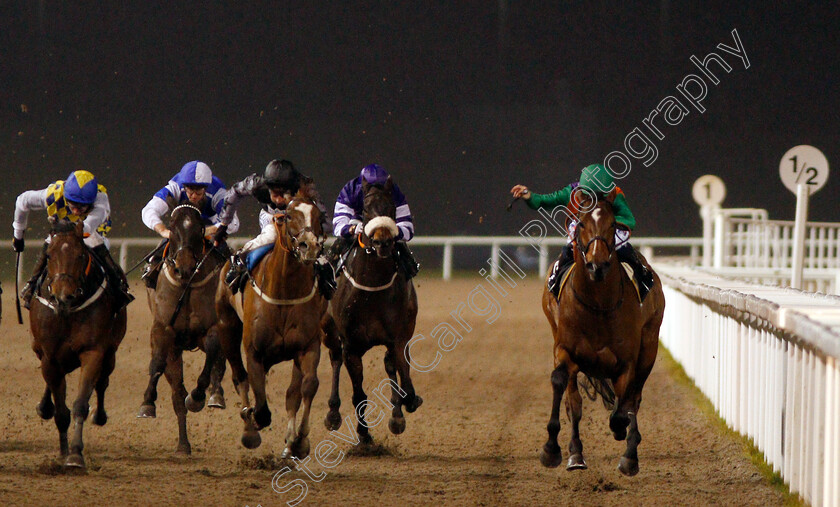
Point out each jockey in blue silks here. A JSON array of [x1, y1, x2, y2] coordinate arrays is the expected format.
[[330, 163, 420, 279], [140, 160, 239, 288], [13, 170, 134, 309]]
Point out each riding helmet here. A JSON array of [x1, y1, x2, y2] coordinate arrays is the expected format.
[[64, 170, 99, 204], [264, 159, 301, 191], [579, 163, 615, 195], [178, 160, 213, 187], [360, 163, 389, 186]]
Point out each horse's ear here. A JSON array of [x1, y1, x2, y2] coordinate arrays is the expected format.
[[47, 216, 57, 235], [362, 179, 371, 194], [604, 188, 618, 204], [384, 175, 393, 193], [75, 220, 85, 236]]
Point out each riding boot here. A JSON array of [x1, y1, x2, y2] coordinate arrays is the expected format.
[[141, 238, 168, 289], [394, 242, 420, 279], [314, 256, 337, 300], [548, 243, 574, 297], [93, 244, 135, 309], [616, 244, 654, 298], [226, 253, 248, 294], [21, 242, 49, 309]]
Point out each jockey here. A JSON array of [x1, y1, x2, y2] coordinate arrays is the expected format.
[[510, 163, 653, 296], [140, 161, 238, 288], [330, 163, 420, 279], [214, 159, 336, 298], [12, 170, 134, 309]]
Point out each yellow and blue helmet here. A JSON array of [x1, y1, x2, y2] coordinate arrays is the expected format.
[[64, 170, 99, 204]]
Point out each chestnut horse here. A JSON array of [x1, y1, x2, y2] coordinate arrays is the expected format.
[[30, 220, 127, 469], [216, 185, 340, 458], [326, 177, 422, 444], [136, 204, 227, 454], [540, 192, 665, 476]]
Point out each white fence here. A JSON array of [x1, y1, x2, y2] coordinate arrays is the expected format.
[[722, 217, 840, 270], [106, 235, 703, 280], [658, 264, 840, 506]]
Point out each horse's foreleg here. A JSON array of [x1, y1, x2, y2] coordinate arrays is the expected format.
[[186, 330, 220, 413], [394, 338, 422, 414], [281, 361, 303, 459], [219, 319, 249, 409], [41, 358, 70, 457], [163, 352, 191, 454], [609, 365, 636, 442], [565, 373, 587, 470], [66, 350, 104, 469], [208, 337, 227, 409], [618, 404, 642, 477], [36, 386, 54, 420], [344, 351, 373, 444], [138, 326, 168, 418], [322, 315, 342, 431], [93, 350, 116, 426], [288, 344, 319, 459], [384, 347, 406, 435], [540, 356, 570, 468]]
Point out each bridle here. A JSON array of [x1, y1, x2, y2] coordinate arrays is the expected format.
[[165, 204, 206, 269], [570, 208, 624, 314], [275, 199, 326, 260], [574, 220, 617, 262]]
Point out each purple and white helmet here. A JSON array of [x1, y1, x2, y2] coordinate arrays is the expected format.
[[360, 163, 389, 186]]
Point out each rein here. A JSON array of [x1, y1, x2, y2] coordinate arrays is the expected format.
[[341, 240, 400, 292], [36, 257, 107, 314]]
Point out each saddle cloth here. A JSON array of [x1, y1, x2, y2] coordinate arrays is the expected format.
[[549, 260, 645, 303]]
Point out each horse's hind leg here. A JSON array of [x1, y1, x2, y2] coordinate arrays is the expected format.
[[322, 315, 342, 431], [41, 358, 70, 457], [93, 350, 116, 426], [66, 350, 105, 468], [565, 371, 587, 470], [286, 344, 320, 459], [164, 352, 192, 454], [208, 347, 227, 409], [186, 330, 221, 413], [384, 347, 407, 435], [36, 386, 54, 420], [344, 351, 373, 444], [540, 355, 570, 468]]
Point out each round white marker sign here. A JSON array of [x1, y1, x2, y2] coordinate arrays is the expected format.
[[779, 145, 829, 195], [692, 175, 726, 206]]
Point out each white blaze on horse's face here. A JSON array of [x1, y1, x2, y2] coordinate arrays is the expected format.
[[288, 202, 320, 262]]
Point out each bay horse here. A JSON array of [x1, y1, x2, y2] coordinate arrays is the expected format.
[[30, 220, 127, 469], [136, 204, 227, 454], [326, 177, 422, 444], [215, 184, 340, 458], [540, 191, 665, 476]]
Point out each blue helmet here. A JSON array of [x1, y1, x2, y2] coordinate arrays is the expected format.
[[360, 163, 389, 186], [178, 161, 213, 187], [64, 170, 99, 205]]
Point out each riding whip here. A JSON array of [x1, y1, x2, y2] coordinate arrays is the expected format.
[[505, 196, 519, 212], [125, 241, 169, 276]]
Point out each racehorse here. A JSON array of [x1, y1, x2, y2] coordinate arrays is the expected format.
[[136, 204, 227, 454], [29, 220, 127, 469], [215, 184, 340, 458], [326, 177, 422, 444], [540, 191, 665, 476]]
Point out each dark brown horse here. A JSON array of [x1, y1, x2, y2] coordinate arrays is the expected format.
[[326, 177, 422, 444], [136, 204, 227, 454], [30, 220, 127, 469], [216, 185, 340, 458], [540, 191, 665, 476]]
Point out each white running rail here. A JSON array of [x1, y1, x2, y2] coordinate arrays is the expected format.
[[657, 264, 840, 506], [724, 217, 840, 270]]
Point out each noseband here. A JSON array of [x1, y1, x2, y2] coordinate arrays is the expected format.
[[574, 220, 617, 261], [275, 201, 325, 260]]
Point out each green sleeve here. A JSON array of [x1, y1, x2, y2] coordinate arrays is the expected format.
[[612, 193, 636, 230], [525, 185, 573, 210]]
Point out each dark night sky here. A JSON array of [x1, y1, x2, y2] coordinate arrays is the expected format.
[[2, 1, 839, 244]]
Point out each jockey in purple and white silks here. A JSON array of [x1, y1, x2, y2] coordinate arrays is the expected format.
[[140, 160, 239, 288], [12, 170, 134, 309], [330, 163, 420, 279]]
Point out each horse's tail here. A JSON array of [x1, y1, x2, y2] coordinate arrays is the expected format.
[[579, 373, 616, 411]]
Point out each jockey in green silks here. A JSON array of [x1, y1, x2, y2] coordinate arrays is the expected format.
[[510, 163, 653, 297]]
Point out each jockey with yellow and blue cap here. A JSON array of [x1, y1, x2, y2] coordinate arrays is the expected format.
[[12, 170, 134, 309]]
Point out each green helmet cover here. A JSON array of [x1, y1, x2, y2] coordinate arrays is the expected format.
[[578, 164, 615, 194]]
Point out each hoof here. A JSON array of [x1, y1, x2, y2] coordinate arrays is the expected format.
[[324, 411, 342, 431], [241, 431, 262, 449], [36, 402, 54, 420], [64, 453, 85, 469], [359, 432, 374, 445], [388, 417, 406, 435], [185, 393, 205, 413], [540, 445, 563, 468], [136, 404, 156, 418], [566, 453, 587, 470], [405, 395, 423, 413], [284, 438, 310, 459], [93, 410, 108, 426], [208, 392, 226, 409], [617, 457, 639, 476], [176, 443, 192, 455]]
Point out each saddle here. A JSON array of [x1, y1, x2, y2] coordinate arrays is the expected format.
[[547, 260, 650, 303]]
